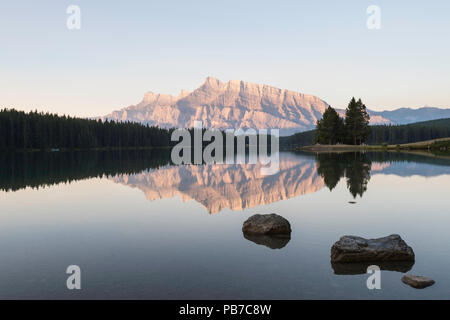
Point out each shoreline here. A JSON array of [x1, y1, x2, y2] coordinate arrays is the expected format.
[[296, 137, 450, 152]]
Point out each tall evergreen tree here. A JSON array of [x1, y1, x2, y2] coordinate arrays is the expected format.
[[344, 97, 370, 145], [315, 106, 345, 144], [356, 98, 370, 144]]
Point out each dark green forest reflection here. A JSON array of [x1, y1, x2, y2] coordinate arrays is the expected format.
[[1, 150, 449, 200], [0, 149, 171, 192], [315, 151, 450, 198], [316, 152, 371, 198]]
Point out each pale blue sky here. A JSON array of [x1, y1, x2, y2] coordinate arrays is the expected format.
[[1, 0, 449, 117]]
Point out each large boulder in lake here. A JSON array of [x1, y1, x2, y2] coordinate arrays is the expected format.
[[242, 214, 291, 236], [330, 234, 414, 263]]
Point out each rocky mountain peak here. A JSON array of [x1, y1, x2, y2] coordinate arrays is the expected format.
[[202, 76, 223, 89], [103, 77, 443, 135], [141, 92, 176, 106]]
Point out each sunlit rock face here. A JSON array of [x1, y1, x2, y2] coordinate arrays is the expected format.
[[100, 77, 450, 135], [111, 154, 325, 214], [101, 77, 356, 135]]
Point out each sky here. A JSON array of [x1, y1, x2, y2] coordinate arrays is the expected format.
[[0, 0, 449, 117]]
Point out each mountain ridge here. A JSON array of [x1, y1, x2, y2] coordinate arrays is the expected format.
[[100, 77, 450, 135]]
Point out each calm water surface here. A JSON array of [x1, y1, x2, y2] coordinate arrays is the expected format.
[[0, 150, 449, 299]]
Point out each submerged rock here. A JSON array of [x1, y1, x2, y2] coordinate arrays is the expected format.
[[331, 260, 414, 275], [243, 233, 290, 249], [401, 274, 435, 289], [330, 234, 415, 262], [242, 214, 291, 236]]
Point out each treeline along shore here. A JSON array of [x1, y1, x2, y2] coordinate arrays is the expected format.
[[0, 108, 175, 150], [1, 107, 449, 152], [281, 119, 450, 151], [0, 108, 274, 152]]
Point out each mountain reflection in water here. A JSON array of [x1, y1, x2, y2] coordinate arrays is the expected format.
[[111, 154, 323, 213], [1, 150, 449, 214], [111, 151, 450, 213]]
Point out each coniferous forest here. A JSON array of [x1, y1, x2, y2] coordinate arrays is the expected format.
[[368, 118, 450, 145], [2, 107, 449, 151], [0, 108, 277, 153], [282, 95, 450, 149], [314, 97, 370, 145], [282, 118, 450, 148], [0, 109, 174, 150]]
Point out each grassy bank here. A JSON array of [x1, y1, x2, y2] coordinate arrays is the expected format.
[[297, 137, 450, 152]]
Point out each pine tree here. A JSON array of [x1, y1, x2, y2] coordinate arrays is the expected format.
[[356, 99, 370, 145], [315, 106, 345, 144], [344, 97, 370, 145], [344, 97, 358, 145]]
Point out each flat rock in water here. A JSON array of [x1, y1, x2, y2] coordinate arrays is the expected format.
[[242, 214, 291, 236], [401, 274, 435, 289], [330, 234, 415, 262]]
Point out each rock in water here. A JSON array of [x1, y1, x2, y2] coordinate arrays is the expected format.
[[242, 214, 291, 236], [330, 234, 414, 262], [401, 274, 435, 289]]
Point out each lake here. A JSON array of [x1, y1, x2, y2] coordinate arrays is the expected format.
[[0, 150, 449, 299]]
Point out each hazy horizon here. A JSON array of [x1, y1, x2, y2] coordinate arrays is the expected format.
[[1, 1, 450, 117]]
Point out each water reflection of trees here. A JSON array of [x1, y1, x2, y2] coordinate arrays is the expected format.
[[316, 152, 372, 198], [0, 149, 171, 192]]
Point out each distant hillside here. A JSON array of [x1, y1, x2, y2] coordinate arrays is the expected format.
[[281, 118, 450, 147], [371, 107, 450, 124]]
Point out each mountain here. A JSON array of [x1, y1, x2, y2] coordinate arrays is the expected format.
[[370, 107, 450, 124], [102, 77, 334, 135], [100, 77, 449, 135]]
